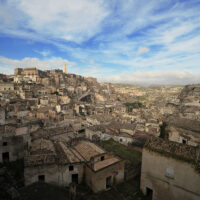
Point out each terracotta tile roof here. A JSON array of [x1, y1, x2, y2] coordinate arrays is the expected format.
[[74, 141, 105, 162], [145, 136, 200, 173], [55, 142, 82, 164], [93, 157, 120, 171]]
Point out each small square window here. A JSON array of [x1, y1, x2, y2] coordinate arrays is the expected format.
[[101, 156, 105, 161], [182, 139, 186, 144], [166, 167, 174, 179], [3, 142, 8, 146], [69, 165, 74, 171]]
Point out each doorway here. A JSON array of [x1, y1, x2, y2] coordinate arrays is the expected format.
[[38, 175, 45, 182], [72, 174, 78, 184], [146, 187, 153, 200], [2, 152, 9, 163], [106, 176, 112, 189]]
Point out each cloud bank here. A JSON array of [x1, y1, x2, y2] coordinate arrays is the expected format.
[[0, 0, 200, 85]]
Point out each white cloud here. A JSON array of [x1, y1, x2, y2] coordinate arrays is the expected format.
[[0, 57, 76, 73], [0, 0, 109, 43], [0, 1, 200, 86], [137, 47, 149, 54], [34, 49, 51, 57], [100, 70, 200, 85]]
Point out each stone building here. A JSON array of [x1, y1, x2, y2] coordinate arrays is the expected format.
[[0, 83, 14, 91], [24, 139, 125, 193], [0, 125, 25, 163], [24, 139, 84, 186], [74, 140, 124, 192], [0, 107, 5, 125], [140, 137, 200, 200], [14, 67, 47, 83], [165, 117, 200, 146], [86, 123, 135, 146]]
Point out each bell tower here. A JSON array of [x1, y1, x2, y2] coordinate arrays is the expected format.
[[64, 64, 67, 74]]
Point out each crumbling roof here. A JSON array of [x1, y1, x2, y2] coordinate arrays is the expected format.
[[166, 117, 200, 133], [31, 126, 74, 140], [24, 154, 56, 167], [0, 124, 17, 136], [88, 124, 134, 138], [54, 142, 83, 164], [30, 139, 55, 155], [145, 136, 200, 173], [87, 125, 106, 132]]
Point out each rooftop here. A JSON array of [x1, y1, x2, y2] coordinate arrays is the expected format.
[[55, 142, 83, 164], [30, 139, 55, 155], [93, 157, 120, 171], [166, 117, 200, 133], [74, 140, 105, 162], [145, 136, 200, 173]]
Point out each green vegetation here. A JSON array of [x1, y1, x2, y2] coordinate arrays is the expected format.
[[159, 122, 168, 139], [99, 139, 142, 168]]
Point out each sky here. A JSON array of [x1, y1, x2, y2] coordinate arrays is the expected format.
[[0, 0, 200, 85]]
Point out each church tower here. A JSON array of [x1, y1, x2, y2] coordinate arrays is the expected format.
[[64, 64, 67, 74]]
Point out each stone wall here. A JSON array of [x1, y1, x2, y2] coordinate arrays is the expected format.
[[24, 163, 84, 186], [0, 136, 24, 163], [141, 149, 200, 200], [85, 160, 124, 193]]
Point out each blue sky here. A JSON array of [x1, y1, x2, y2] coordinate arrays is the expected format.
[[0, 0, 200, 85]]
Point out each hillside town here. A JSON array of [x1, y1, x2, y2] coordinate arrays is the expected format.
[[0, 67, 200, 200]]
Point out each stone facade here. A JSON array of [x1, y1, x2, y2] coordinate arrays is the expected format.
[[140, 137, 200, 200], [24, 139, 125, 192], [24, 163, 84, 186], [14, 68, 47, 83], [0, 136, 24, 163], [85, 158, 124, 192], [0, 83, 14, 91], [0, 107, 5, 125]]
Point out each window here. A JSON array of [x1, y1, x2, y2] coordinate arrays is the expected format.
[[166, 167, 174, 179], [101, 156, 105, 161], [69, 165, 74, 171], [3, 142, 8, 146], [2, 152, 9, 162], [78, 129, 85, 134], [38, 175, 45, 182], [72, 174, 78, 184], [182, 139, 186, 144]]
